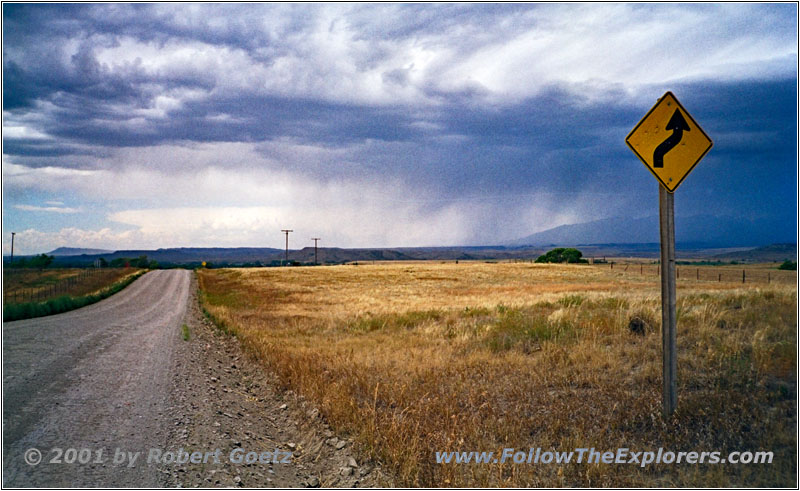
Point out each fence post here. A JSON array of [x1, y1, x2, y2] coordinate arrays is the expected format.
[[718, 273, 721, 282], [742, 269, 745, 283], [696, 268, 699, 280], [768, 272, 771, 284]]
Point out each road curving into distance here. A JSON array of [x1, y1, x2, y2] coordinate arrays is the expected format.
[[2, 269, 190, 487]]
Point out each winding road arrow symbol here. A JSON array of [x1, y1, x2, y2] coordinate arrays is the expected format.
[[652, 109, 690, 168]]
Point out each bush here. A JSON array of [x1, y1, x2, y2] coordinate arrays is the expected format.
[[535, 247, 587, 264], [110, 257, 130, 268], [13, 254, 54, 269], [778, 260, 797, 270]]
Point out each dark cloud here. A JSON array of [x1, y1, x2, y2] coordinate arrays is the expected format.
[[3, 3, 796, 245]]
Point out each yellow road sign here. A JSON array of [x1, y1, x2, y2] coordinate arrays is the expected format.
[[626, 92, 712, 193]]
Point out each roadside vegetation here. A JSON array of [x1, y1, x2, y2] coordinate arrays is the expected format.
[[3, 268, 146, 321], [181, 323, 191, 341], [4, 267, 141, 303], [198, 262, 796, 487]]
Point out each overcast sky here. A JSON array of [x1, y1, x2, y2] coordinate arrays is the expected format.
[[3, 3, 797, 254]]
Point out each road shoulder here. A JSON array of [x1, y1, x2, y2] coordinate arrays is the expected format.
[[164, 272, 392, 487]]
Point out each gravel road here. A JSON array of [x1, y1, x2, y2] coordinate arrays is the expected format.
[[3, 269, 391, 488], [162, 274, 391, 488], [3, 270, 190, 487]]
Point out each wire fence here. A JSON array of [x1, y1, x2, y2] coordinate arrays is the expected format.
[[3, 268, 104, 304], [603, 262, 796, 285]]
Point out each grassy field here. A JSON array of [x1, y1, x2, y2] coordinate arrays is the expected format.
[[197, 262, 796, 487], [3, 268, 145, 321], [3, 267, 140, 305]]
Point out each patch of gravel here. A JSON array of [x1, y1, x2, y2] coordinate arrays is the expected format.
[[163, 273, 393, 487]]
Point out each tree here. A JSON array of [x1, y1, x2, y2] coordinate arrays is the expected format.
[[28, 253, 54, 270], [535, 248, 586, 264], [109, 257, 128, 268]]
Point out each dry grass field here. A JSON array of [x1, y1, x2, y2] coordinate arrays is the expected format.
[[3, 267, 140, 305], [197, 262, 796, 487]]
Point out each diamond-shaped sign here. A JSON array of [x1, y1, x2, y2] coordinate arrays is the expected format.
[[626, 92, 712, 193]]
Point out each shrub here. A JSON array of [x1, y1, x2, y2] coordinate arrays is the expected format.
[[778, 260, 796, 271], [535, 247, 587, 264]]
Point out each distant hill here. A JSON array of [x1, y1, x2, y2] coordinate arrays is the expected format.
[[48, 247, 114, 256], [47, 245, 546, 266], [286, 246, 542, 264], [40, 238, 796, 268], [713, 243, 797, 262], [510, 215, 795, 248], [61, 247, 283, 264]]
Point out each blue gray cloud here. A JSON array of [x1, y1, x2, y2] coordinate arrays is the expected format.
[[2, 3, 797, 253]]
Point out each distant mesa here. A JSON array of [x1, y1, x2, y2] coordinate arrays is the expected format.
[[509, 214, 796, 249], [712, 243, 797, 262], [33, 234, 796, 267], [47, 247, 115, 256]]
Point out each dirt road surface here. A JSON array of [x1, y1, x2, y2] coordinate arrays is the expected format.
[[3, 270, 190, 487], [3, 269, 390, 487]]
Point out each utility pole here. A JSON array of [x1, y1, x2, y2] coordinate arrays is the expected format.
[[281, 229, 293, 266], [9, 232, 15, 266], [311, 238, 321, 265]]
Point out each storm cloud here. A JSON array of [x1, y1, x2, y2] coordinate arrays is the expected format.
[[3, 3, 797, 253]]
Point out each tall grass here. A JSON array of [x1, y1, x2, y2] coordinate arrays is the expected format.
[[198, 262, 796, 487], [3, 270, 146, 321]]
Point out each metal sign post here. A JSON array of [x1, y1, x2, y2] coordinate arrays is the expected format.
[[626, 92, 712, 417]]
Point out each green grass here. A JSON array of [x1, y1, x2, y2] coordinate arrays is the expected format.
[[181, 323, 191, 341]]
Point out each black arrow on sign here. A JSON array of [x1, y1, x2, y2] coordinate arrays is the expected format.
[[653, 109, 691, 168]]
